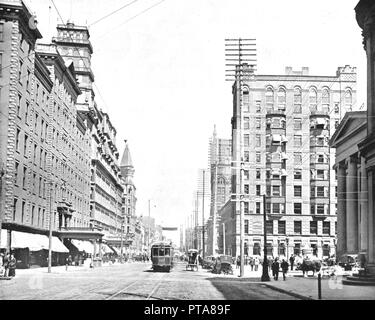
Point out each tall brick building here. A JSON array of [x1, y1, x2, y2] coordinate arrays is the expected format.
[[224, 64, 356, 259]]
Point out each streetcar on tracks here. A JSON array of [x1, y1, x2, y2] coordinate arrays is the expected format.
[[150, 241, 174, 272]]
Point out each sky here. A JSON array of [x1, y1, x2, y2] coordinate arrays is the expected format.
[[23, 0, 366, 244]]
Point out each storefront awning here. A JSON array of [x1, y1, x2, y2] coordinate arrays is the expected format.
[[71, 239, 94, 254], [0, 230, 69, 252]]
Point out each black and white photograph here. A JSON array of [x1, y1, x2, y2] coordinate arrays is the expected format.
[[0, 0, 374, 311]]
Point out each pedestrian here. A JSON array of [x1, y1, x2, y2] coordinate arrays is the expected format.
[[236, 256, 240, 269], [3, 252, 10, 277], [8, 253, 16, 277], [254, 257, 259, 271], [281, 259, 289, 281], [0, 253, 4, 277], [268, 257, 273, 272], [272, 258, 280, 280], [250, 257, 254, 271], [289, 254, 295, 271]]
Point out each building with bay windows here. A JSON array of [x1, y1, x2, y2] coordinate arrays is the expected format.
[[224, 64, 357, 260]]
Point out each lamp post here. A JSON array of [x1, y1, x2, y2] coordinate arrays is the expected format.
[[261, 194, 270, 281]]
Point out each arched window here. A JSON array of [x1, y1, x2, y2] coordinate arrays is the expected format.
[[265, 87, 274, 105], [278, 87, 286, 110], [294, 87, 302, 104], [309, 87, 317, 105], [322, 88, 330, 105], [345, 89, 352, 107]]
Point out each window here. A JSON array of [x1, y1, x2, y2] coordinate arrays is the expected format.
[[244, 184, 249, 194], [253, 243, 261, 255], [14, 162, 19, 185], [317, 154, 325, 163], [310, 221, 318, 235], [272, 185, 280, 196], [0, 23, 3, 42], [294, 170, 302, 180], [244, 134, 250, 146], [265, 87, 274, 105], [294, 104, 302, 113], [23, 134, 28, 157], [22, 166, 27, 188], [244, 202, 249, 214], [317, 204, 325, 214], [256, 101, 261, 113], [294, 243, 301, 255], [243, 170, 249, 180], [323, 221, 330, 235], [254, 117, 261, 129], [273, 203, 280, 214], [309, 87, 317, 105], [266, 202, 271, 213], [294, 118, 302, 130], [317, 170, 325, 180], [294, 203, 302, 214], [294, 135, 302, 147], [278, 88, 286, 105], [345, 90, 352, 107], [266, 220, 273, 234], [21, 200, 26, 223], [294, 221, 302, 234], [16, 128, 21, 152], [278, 221, 286, 234], [294, 87, 302, 104], [243, 87, 249, 111], [256, 169, 261, 180], [244, 220, 249, 234], [294, 186, 302, 197], [244, 117, 250, 130], [294, 153, 302, 165], [311, 205, 315, 215], [256, 152, 261, 163], [256, 134, 261, 147], [317, 186, 325, 197], [311, 187, 315, 197], [322, 88, 330, 105], [256, 202, 261, 214], [256, 185, 261, 196]]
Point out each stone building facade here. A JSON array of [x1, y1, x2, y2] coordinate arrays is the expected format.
[[228, 64, 356, 260], [51, 22, 125, 240], [206, 126, 232, 255], [327, 0, 375, 284]]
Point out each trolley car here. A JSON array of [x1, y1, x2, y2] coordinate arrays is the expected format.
[[150, 242, 174, 272]]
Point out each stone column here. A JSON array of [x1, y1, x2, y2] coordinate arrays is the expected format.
[[361, 156, 368, 253], [346, 156, 359, 253], [368, 169, 375, 269], [337, 162, 347, 257]]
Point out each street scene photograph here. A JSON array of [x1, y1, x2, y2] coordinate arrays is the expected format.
[[1, 0, 375, 305]]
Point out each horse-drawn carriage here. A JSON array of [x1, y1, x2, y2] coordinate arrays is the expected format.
[[186, 249, 199, 271], [297, 257, 321, 276], [212, 255, 233, 275]]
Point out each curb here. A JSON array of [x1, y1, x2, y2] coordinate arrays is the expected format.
[[261, 283, 315, 300]]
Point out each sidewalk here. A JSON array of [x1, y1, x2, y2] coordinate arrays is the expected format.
[[232, 265, 375, 300]]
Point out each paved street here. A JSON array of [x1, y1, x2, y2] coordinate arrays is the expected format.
[[0, 262, 298, 300]]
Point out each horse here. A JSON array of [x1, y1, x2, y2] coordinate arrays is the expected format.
[[298, 259, 321, 277]]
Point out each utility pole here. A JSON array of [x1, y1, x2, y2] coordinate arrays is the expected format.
[[212, 127, 218, 256], [225, 38, 256, 278], [202, 169, 205, 259], [148, 200, 151, 250], [261, 194, 270, 281]]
